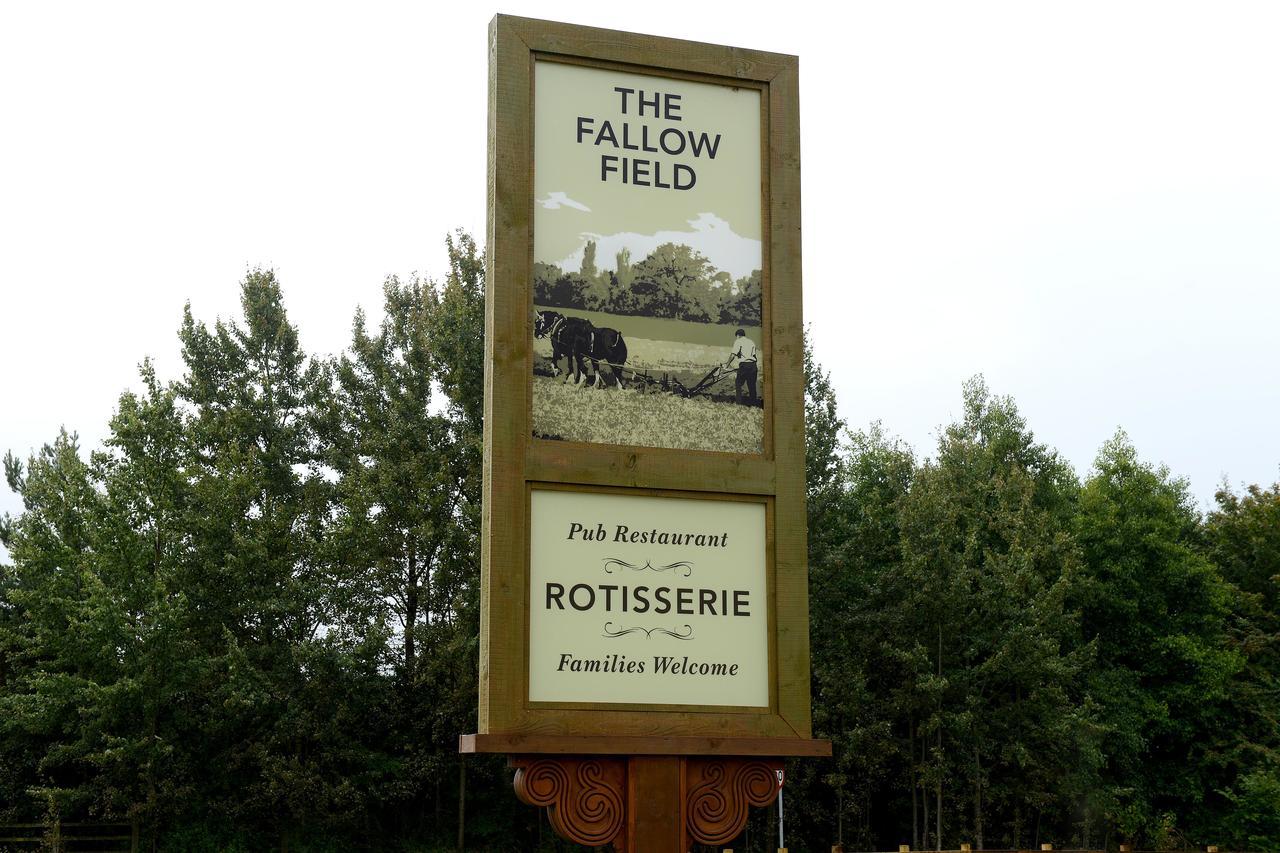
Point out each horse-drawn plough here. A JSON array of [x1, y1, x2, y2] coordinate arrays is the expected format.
[[541, 356, 735, 399], [534, 308, 738, 401], [632, 362, 734, 398]]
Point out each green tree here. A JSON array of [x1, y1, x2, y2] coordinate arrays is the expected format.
[[323, 255, 484, 841], [1, 376, 216, 842], [614, 246, 634, 293], [1206, 481, 1280, 850], [0, 236, 510, 849], [578, 241, 613, 311], [719, 270, 762, 326], [80, 366, 200, 839], [1208, 481, 1280, 701], [629, 242, 714, 319], [1073, 432, 1241, 846], [415, 230, 528, 850], [580, 240, 598, 282], [177, 269, 380, 846], [0, 430, 104, 820], [329, 274, 466, 685], [805, 406, 917, 851], [896, 377, 1096, 850]]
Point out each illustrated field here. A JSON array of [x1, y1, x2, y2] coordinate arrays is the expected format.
[[531, 376, 764, 454]]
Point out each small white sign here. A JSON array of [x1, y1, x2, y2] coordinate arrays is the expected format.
[[529, 489, 769, 707]]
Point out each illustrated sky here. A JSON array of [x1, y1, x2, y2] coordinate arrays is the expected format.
[[2, 1, 1278, 547]]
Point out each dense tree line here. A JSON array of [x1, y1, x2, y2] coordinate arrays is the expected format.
[[0, 233, 513, 851], [534, 240, 761, 326], [1, 233, 1277, 851], [796, 356, 1279, 852]]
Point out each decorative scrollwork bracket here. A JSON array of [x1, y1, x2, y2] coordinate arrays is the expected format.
[[685, 757, 783, 845], [510, 754, 782, 850], [511, 756, 626, 848]]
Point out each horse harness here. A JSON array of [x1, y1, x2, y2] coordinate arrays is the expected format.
[[547, 315, 601, 359], [545, 314, 568, 346]]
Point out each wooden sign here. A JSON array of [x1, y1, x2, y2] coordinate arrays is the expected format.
[[473, 13, 815, 748]]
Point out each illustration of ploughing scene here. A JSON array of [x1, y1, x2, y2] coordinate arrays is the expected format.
[[531, 237, 764, 454], [531, 62, 765, 453]]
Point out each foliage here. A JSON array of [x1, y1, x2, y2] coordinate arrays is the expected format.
[[803, 331, 917, 849], [1073, 433, 1241, 845], [1, 235, 1277, 852], [533, 241, 760, 325], [1206, 481, 1280, 850], [892, 378, 1097, 851]]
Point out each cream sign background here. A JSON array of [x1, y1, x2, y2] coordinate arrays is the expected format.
[[529, 490, 769, 708], [534, 61, 762, 270]]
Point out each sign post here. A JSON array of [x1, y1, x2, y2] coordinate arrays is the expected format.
[[462, 14, 828, 849], [778, 768, 785, 851]]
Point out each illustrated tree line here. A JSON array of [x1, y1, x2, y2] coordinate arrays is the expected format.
[[534, 239, 761, 326], [1, 232, 1276, 851]]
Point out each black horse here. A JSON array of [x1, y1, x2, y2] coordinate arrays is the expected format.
[[533, 310, 628, 388], [584, 326, 628, 389], [534, 310, 592, 384]]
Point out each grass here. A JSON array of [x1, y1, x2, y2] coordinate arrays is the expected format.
[[531, 375, 763, 454]]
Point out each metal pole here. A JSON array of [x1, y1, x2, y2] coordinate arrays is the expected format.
[[778, 786, 784, 850]]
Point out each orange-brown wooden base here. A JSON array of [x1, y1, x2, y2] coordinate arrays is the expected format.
[[510, 754, 782, 852]]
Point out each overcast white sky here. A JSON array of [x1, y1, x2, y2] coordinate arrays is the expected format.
[[2, 1, 1278, 540]]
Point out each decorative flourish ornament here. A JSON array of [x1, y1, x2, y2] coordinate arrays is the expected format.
[[602, 557, 694, 577], [602, 622, 695, 640]]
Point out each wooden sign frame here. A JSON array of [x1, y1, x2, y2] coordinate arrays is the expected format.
[[477, 14, 811, 748]]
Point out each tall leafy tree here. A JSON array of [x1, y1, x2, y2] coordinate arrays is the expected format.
[[418, 231, 496, 847], [895, 378, 1097, 850], [1205, 481, 1280, 850], [1073, 432, 1241, 846], [323, 232, 495, 846], [79, 365, 199, 839], [176, 269, 379, 846], [0, 372, 204, 844], [0, 431, 103, 820], [805, 420, 917, 851], [324, 271, 475, 836], [328, 274, 465, 685]]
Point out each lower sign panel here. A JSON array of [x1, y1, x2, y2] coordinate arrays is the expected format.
[[529, 489, 769, 708]]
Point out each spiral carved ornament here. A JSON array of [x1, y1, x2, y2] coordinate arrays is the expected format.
[[685, 758, 782, 845], [512, 756, 625, 848]]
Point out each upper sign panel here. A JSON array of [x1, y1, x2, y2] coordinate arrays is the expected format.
[[531, 60, 765, 455]]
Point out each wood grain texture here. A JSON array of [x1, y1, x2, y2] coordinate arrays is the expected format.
[[526, 441, 776, 495], [685, 758, 783, 845], [766, 63, 812, 739], [627, 756, 683, 853], [463, 733, 831, 757], [508, 754, 793, 851], [480, 13, 812, 744], [501, 14, 796, 82], [482, 14, 535, 733], [511, 755, 626, 847]]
